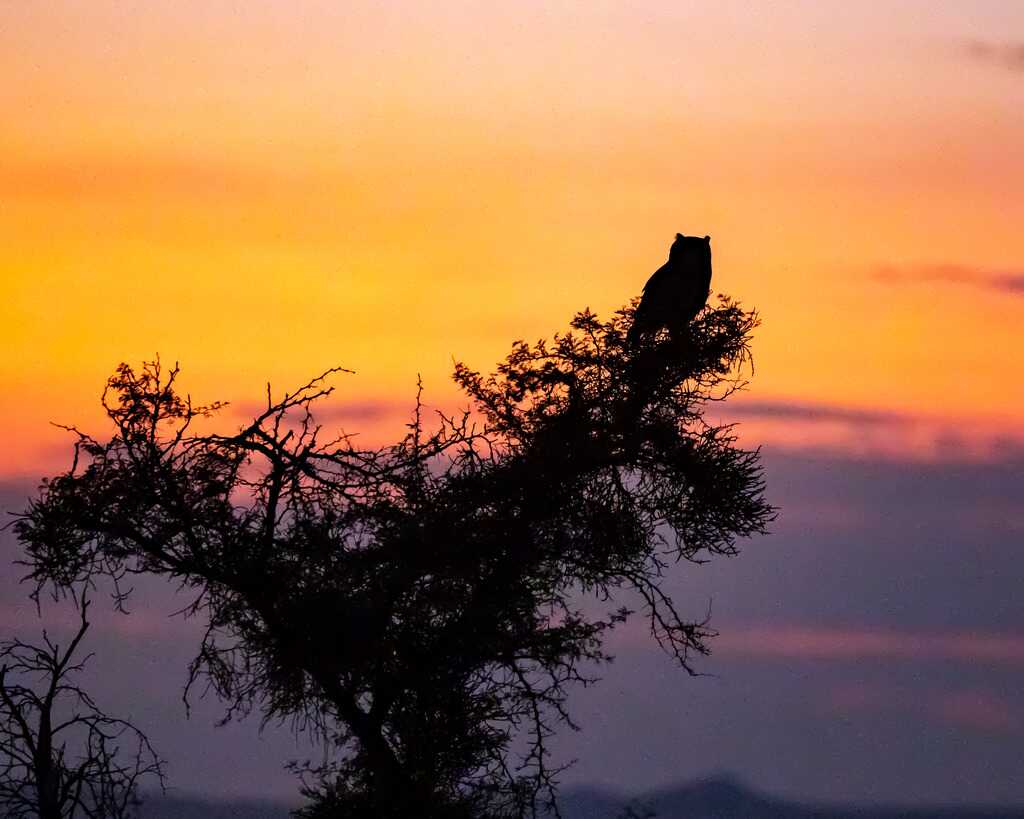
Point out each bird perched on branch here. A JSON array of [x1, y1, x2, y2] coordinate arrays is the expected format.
[[627, 233, 712, 345]]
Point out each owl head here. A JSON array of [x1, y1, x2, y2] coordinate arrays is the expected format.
[[670, 233, 712, 259]]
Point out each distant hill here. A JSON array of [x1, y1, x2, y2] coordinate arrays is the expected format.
[[557, 775, 1024, 819], [136, 776, 1024, 818]]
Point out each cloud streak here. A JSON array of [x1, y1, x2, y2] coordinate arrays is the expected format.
[[724, 399, 911, 426], [822, 681, 1019, 735], [231, 397, 416, 426], [715, 625, 1024, 667], [875, 263, 1024, 296], [0, 156, 281, 201], [714, 396, 1024, 463], [965, 40, 1024, 73]]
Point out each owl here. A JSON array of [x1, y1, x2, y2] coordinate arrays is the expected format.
[[627, 233, 712, 345]]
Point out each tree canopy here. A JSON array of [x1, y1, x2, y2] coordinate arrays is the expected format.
[[14, 299, 773, 818]]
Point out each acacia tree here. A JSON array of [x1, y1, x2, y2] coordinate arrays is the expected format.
[[0, 598, 164, 818], [14, 298, 773, 818]]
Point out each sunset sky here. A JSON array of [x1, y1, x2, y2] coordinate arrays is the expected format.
[[1, 0, 1022, 808]]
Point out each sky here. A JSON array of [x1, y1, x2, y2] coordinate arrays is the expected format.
[[1, 0, 1023, 808]]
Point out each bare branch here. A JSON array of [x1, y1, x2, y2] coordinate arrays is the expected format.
[[0, 601, 165, 818]]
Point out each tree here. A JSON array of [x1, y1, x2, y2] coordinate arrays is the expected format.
[[13, 298, 773, 817], [0, 598, 164, 818]]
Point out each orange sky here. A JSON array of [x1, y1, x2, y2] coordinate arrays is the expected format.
[[2, 1, 1023, 477]]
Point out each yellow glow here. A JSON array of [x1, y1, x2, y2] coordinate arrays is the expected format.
[[2, 2, 1023, 476]]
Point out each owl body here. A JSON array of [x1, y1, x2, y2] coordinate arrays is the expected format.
[[628, 233, 712, 344]]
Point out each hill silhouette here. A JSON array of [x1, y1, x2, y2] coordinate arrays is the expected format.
[[558, 775, 1024, 819]]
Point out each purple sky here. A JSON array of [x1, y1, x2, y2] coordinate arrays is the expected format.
[[2, 429, 1021, 807]]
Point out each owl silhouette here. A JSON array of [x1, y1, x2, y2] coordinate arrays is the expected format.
[[627, 233, 712, 345]]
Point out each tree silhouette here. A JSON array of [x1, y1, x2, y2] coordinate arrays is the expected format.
[[0, 597, 164, 818], [13, 297, 772, 818]]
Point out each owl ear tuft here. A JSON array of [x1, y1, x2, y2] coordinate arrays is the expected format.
[[704, 235, 711, 243], [675, 233, 684, 240]]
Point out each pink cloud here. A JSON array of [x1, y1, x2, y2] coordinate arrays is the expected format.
[[0, 600, 204, 642], [231, 397, 414, 426], [710, 397, 1024, 464], [930, 689, 1017, 733], [874, 263, 1024, 295], [819, 681, 1018, 735], [964, 40, 1024, 73], [714, 625, 1024, 667]]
